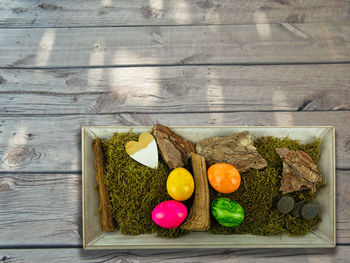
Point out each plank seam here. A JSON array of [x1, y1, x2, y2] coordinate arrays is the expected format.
[[2, 61, 350, 70], [0, 109, 350, 118], [0, 22, 347, 29]]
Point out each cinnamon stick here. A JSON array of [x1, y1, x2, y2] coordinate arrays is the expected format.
[[181, 152, 210, 231], [92, 138, 115, 231]]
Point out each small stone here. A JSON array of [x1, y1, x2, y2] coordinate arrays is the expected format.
[[291, 202, 304, 217], [301, 203, 319, 220], [277, 196, 295, 214]]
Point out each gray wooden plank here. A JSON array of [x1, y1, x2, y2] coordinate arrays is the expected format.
[[0, 173, 81, 246], [1, 23, 350, 68], [1, 246, 350, 262], [0, 65, 350, 114], [0, 112, 349, 173], [1, 0, 350, 27], [0, 170, 349, 246], [337, 170, 350, 244]]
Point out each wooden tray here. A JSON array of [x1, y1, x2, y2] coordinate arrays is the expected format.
[[82, 126, 335, 249]]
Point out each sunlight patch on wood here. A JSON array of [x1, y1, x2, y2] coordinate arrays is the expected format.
[[88, 40, 105, 97], [111, 51, 160, 107], [6, 124, 28, 147], [253, 9, 269, 24], [36, 29, 55, 66], [101, 0, 113, 6], [254, 10, 272, 40], [150, 0, 163, 10], [206, 69, 224, 123], [172, 0, 190, 23]]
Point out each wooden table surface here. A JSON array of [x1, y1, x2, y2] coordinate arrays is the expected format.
[[1, 0, 350, 262]]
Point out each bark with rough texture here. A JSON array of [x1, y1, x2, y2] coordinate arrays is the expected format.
[[152, 124, 195, 169], [196, 131, 267, 173], [276, 147, 322, 194]]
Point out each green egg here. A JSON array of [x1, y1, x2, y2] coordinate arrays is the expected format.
[[211, 197, 245, 227]]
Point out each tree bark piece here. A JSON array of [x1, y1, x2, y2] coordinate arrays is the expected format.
[[181, 153, 210, 231], [196, 131, 267, 173], [152, 124, 195, 169], [92, 138, 115, 231], [276, 147, 322, 194]]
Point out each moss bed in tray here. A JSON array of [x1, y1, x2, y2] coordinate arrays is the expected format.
[[99, 128, 325, 238]]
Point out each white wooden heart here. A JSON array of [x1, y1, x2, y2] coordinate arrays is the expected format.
[[125, 132, 158, 169]]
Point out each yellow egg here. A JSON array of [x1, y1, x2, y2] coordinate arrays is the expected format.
[[166, 167, 194, 201]]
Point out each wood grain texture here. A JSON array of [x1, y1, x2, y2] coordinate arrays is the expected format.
[[0, 170, 348, 246], [1, 0, 349, 259], [0, 112, 349, 173], [1, 23, 350, 68], [1, 246, 350, 262], [1, 0, 350, 27], [0, 173, 81, 246], [0, 65, 350, 114]]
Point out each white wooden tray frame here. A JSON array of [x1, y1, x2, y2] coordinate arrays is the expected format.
[[82, 126, 335, 249]]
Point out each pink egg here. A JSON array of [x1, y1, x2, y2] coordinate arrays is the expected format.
[[152, 200, 188, 228]]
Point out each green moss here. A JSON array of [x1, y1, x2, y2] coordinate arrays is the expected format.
[[102, 132, 324, 238], [103, 132, 186, 238], [209, 136, 323, 236], [282, 214, 320, 235]]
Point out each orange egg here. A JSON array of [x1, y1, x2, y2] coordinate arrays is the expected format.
[[208, 163, 241, 194]]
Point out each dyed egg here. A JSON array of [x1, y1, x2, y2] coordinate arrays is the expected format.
[[166, 167, 194, 201], [208, 163, 241, 194], [211, 197, 244, 227], [152, 200, 188, 228]]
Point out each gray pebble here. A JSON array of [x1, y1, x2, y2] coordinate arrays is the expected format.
[[277, 196, 295, 214], [301, 203, 319, 220]]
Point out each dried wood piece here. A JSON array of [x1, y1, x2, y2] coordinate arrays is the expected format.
[[152, 124, 195, 169], [181, 153, 210, 231], [275, 147, 322, 194], [195, 131, 267, 173], [92, 138, 115, 231]]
